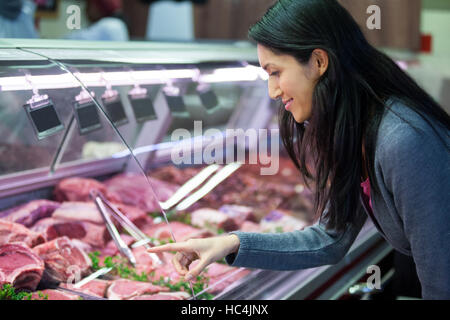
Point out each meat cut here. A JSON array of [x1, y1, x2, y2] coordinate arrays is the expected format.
[[0, 200, 60, 228], [53, 177, 120, 203], [218, 205, 257, 228], [30, 289, 80, 300], [104, 173, 179, 212], [0, 220, 45, 248], [106, 279, 170, 300], [51, 202, 104, 224], [129, 291, 189, 300], [31, 218, 110, 248], [60, 279, 111, 298], [190, 208, 239, 232], [32, 236, 92, 284], [0, 243, 45, 291]]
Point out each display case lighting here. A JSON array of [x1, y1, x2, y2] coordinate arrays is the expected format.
[[0, 66, 266, 92]]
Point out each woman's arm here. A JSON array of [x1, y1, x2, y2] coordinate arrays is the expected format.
[[148, 208, 367, 280], [225, 209, 367, 270]]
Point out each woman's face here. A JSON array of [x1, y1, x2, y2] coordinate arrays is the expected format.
[[257, 44, 321, 123]]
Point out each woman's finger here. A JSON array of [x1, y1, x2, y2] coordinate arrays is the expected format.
[[185, 258, 211, 281], [146, 241, 189, 253], [172, 252, 189, 275]]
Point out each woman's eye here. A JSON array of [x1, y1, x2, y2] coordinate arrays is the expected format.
[[270, 71, 279, 77]]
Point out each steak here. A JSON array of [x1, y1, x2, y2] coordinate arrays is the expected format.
[[218, 205, 257, 227], [0, 200, 60, 228], [104, 173, 179, 212], [53, 177, 120, 203], [129, 291, 189, 300], [142, 221, 214, 242], [202, 263, 250, 294], [101, 234, 136, 257], [31, 218, 110, 248], [60, 279, 111, 298], [32, 236, 92, 284], [190, 208, 239, 232], [0, 220, 45, 248], [0, 243, 45, 291], [52, 202, 104, 224], [30, 289, 79, 300], [106, 279, 170, 300]]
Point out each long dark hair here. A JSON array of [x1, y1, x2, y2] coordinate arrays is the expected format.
[[249, 0, 450, 231]]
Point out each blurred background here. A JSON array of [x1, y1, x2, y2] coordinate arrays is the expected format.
[[0, 0, 448, 112]]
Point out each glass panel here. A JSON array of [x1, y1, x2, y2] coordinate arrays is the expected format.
[[1, 43, 312, 300]]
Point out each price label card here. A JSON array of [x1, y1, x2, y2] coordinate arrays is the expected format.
[[74, 100, 102, 135]]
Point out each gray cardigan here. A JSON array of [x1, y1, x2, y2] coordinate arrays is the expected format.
[[226, 98, 450, 299]]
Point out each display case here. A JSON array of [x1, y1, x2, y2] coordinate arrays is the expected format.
[[0, 39, 391, 300]]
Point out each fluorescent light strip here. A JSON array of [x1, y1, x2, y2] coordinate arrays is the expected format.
[[0, 67, 266, 91]]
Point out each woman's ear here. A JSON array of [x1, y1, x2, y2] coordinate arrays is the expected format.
[[312, 49, 329, 77]]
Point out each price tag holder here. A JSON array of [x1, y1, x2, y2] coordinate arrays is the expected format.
[[128, 87, 157, 123], [74, 100, 102, 135], [163, 86, 187, 114], [24, 95, 64, 140], [101, 90, 128, 127], [197, 84, 218, 110]]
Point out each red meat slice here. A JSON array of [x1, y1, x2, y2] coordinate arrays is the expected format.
[[205, 264, 251, 294], [0, 199, 60, 228], [60, 279, 111, 298], [106, 279, 170, 300], [32, 236, 92, 284], [104, 173, 179, 212], [30, 289, 79, 300], [129, 291, 189, 300], [218, 205, 258, 228], [52, 202, 103, 224], [190, 208, 239, 232], [0, 220, 45, 248], [0, 243, 45, 291], [53, 177, 121, 203], [31, 218, 110, 248]]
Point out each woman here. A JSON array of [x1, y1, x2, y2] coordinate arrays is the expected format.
[[148, 0, 450, 299]]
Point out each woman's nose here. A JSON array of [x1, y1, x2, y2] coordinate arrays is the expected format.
[[268, 81, 282, 100]]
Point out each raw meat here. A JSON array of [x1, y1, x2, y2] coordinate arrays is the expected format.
[[104, 173, 179, 212], [129, 291, 189, 300], [51, 202, 103, 224], [0, 243, 45, 291], [53, 201, 150, 230], [30, 289, 79, 300], [0, 200, 60, 228], [32, 236, 92, 284], [142, 221, 214, 242], [202, 263, 250, 294], [239, 221, 262, 232], [260, 210, 309, 233], [149, 165, 202, 185], [53, 177, 120, 203], [31, 218, 110, 248], [101, 234, 136, 257], [110, 203, 151, 228], [190, 208, 239, 232], [218, 205, 257, 227], [106, 279, 170, 300], [60, 279, 111, 298], [0, 220, 45, 248]]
